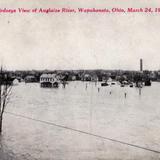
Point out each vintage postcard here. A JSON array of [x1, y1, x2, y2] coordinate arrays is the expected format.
[[0, 0, 160, 159]]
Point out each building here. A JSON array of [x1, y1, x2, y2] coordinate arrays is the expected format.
[[40, 74, 59, 88], [81, 74, 92, 81], [24, 75, 37, 83]]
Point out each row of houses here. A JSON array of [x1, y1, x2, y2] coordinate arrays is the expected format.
[[8, 70, 160, 86]]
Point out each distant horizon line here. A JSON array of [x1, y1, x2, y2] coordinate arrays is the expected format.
[[6, 68, 160, 72]]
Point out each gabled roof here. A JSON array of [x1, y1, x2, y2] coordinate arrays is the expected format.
[[40, 74, 57, 78]]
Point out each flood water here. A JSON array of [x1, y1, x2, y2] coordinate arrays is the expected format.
[[0, 81, 160, 160]]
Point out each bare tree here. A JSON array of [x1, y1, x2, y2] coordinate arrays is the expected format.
[[0, 67, 12, 133]]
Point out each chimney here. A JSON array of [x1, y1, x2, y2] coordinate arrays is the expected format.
[[140, 59, 143, 72]]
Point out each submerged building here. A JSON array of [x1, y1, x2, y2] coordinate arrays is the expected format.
[[24, 75, 37, 83], [40, 74, 59, 88]]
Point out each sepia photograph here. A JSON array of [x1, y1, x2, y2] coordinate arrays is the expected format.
[[0, 0, 160, 159]]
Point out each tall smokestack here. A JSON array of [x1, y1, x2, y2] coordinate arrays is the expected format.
[[140, 59, 143, 72]]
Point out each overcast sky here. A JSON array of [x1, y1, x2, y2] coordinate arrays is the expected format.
[[0, 0, 160, 70]]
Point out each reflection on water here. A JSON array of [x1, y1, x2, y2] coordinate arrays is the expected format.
[[0, 81, 160, 160]]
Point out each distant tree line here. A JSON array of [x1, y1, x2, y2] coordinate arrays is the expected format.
[[5, 69, 160, 83]]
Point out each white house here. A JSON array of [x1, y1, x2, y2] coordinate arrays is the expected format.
[[40, 74, 59, 87]]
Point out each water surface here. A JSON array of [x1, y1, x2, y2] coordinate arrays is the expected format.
[[0, 81, 160, 160]]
